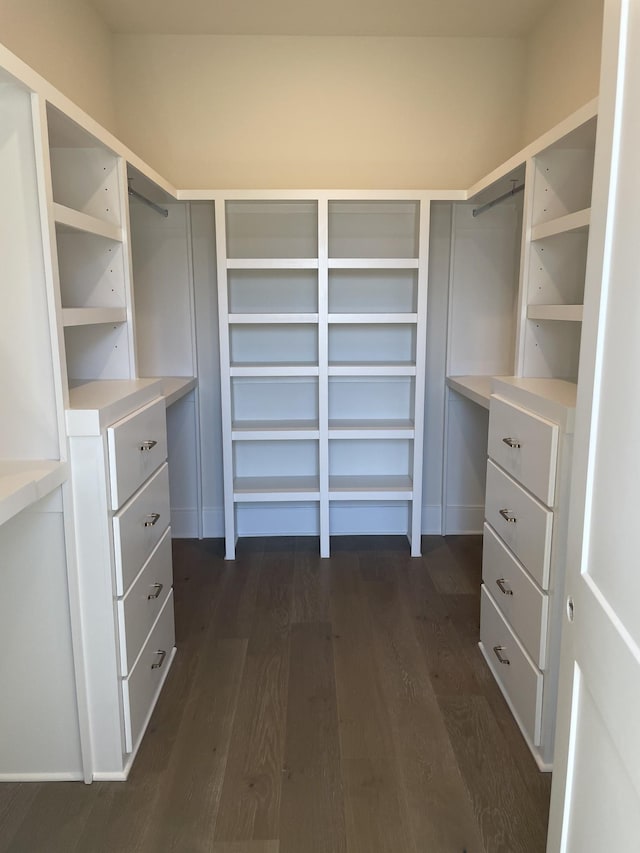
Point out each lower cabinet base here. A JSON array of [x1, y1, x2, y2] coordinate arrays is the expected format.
[[91, 644, 177, 782], [478, 640, 552, 772]]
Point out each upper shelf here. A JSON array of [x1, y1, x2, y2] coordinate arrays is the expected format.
[[0, 460, 68, 527], [527, 305, 584, 322], [54, 203, 122, 242], [530, 208, 590, 242], [62, 307, 127, 327]]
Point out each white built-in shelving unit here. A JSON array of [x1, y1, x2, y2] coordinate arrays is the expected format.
[[216, 195, 434, 558]]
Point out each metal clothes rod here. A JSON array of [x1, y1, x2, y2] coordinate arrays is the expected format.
[[472, 183, 525, 217], [128, 186, 169, 218]]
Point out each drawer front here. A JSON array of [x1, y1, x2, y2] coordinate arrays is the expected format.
[[480, 586, 543, 746], [121, 590, 175, 754], [113, 463, 170, 596], [116, 527, 173, 676], [485, 460, 553, 589], [488, 396, 558, 506], [482, 523, 549, 668], [107, 398, 168, 510]]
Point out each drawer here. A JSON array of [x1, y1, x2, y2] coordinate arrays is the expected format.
[[116, 526, 173, 676], [485, 460, 553, 589], [113, 463, 170, 596], [121, 590, 175, 754], [482, 523, 549, 667], [488, 396, 558, 506], [480, 586, 543, 746], [107, 397, 167, 510]]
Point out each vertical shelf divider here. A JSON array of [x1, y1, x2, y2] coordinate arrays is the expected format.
[[215, 198, 237, 559], [318, 196, 330, 557], [410, 198, 429, 556]]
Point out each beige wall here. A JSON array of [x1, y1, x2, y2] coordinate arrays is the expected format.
[[522, 0, 604, 143], [0, 0, 116, 130], [113, 35, 525, 190]]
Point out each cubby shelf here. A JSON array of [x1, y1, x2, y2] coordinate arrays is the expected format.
[[328, 258, 419, 269], [226, 258, 319, 270], [329, 475, 414, 499], [328, 313, 418, 324], [527, 304, 584, 322], [217, 195, 427, 558], [228, 313, 319, 324], [530, 208, 590, 242], [328, 419, 415, 438], [328, 363, 417, 376], [233, 476, 321, 501], [53, 202, 122, 242], [232, 420, 320, 440], [230, 364, 320, 377]]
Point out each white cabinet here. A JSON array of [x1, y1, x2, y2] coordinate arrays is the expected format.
[[216, 194, 431, 558], [480, 378, 575, 770], [67, 381, 176, 779]]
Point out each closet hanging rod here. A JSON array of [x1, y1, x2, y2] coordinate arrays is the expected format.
[[472, 183, 525, 217], [128, 186, 169, 218]]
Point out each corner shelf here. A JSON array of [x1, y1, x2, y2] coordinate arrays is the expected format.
[[230, 363, 320, 377], [328, 419, 415, 438], [226, 258, 319, 270], [228, 313, 318, 324], [328, 258, 419, 270], [329, 362, 417, 376]]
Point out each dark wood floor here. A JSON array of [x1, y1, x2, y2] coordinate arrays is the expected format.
[[0, 536, 551, 853]]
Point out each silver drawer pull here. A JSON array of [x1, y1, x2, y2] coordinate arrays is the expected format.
[[144, 512, 161, 527], [148, 582, 164, 600], [502, 437, 521, 449], [151, 649, 167, 669], [139, 439, 158, 452], [496, 578, 513, 596], [499, 508, 517, 523], [493, 645, 511, 666]]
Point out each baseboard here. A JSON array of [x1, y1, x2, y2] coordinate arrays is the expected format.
[[202, 507, 224, 538], [169, 508, 199, 538], [444, 504, 484, 534], [422, 504, 442, 534], [0, 771, 84, 782]]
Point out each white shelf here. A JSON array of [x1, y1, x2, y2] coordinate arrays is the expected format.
[[446, 375, 496, 410], [155, 376, 197, 407], [62, 307, 127, 327], [328, 313, 418, 324], [0, 460, 68, 527], [329, 362, 417, 376], [328, 419, 415, 438], [228, 313, 318, 325], [328, 258, 419, 269], [226, 258, 319, 270], [230, 363, 320, 377], [66, 379, 163, 435], [527, 304, 584, 322], [232, 419, 319, 440], [53, 203, 122, 242], [234, 476, 320, 501], [329, 475, 414, 500], [530, 208, 590, 241]]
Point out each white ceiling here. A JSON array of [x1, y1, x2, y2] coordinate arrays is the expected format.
[[87, 0, 556, 37]]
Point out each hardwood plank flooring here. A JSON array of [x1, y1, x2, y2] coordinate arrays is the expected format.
[[0, 535, 550, 853]]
